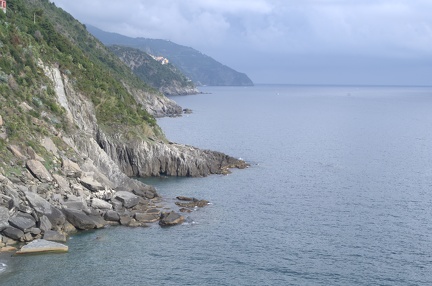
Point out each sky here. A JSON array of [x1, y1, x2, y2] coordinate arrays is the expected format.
[[51, 0, 432, 85]]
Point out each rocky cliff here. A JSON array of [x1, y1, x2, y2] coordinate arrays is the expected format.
[[0, 0, 247, 249]]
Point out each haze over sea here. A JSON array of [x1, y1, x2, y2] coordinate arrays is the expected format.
[[2, 85, 432, 285]]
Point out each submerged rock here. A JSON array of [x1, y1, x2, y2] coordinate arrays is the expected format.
[[159, 211, 184, 226], [16, 239, 68, 254]]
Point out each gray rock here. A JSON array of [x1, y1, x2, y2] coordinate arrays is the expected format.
[[62, 221, 77, 235], [43, 230, 67, 242], [114, 191, 140, 208], [2, 226, 25, 240], [0, 206, 10, 231], [26, 160, 53, 183], [62, 158, 82, 178], [110, 198, 124, 211], [91, 198, 112, 210], [29, 228, 42, 235], [52, 174, 71, 193], [88, 215, 106, 229], [41, 137, 59, 157], [96, 131, 248, 177], [38, 215, 53, 232], [25, 192, 66, 227], [134, 210, 160, 223], [63, 199, 88, 211], [119, 215, 132, 226], [62, 208, 97, 230], [27, 146, 45, 161], [175, 200, 209, 208], [159, 211, 184, 226], [16, 239, 68, 254], [104, 210, 120, 222], [23, 232, 33, 242], [80, 176, 104, 192], [8, 212, 36, 232], [131, 188, 157, 199], [7, 145, 26, 160]]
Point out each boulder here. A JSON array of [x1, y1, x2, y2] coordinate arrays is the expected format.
[[62, 158, 82, 178], [119, 215, 132, 226], [0, 114, 2, 126], [62, 221, 77, 235], [29, 228, 42, 236], [7, 145, 26, 160], [16, 239, 68, 254], [52, 174, 71, 193], [114, 191, 140, 208], [41, 137, 59, 157], [62, 195, 88, 211], [25, 192, 66, 226], [134, 213, 160, 223], [0, 206, 10, 231], [38, 215, 53, 232], [91, 198, 112, 210], [62, 208, 97, 230], [63, 209, 106, 230], [8, 212, 36, 232], [26, 160, 53, 182], [104, 210, 120, 222], [26, 146, 45, 162], [88, 215, 106, 229], [132, 188, 157, 199], [43, 230, 67, 243], [175, 200, 209, 208], [176, 196, 195, 201], [80, 176, 104, 192], [2, 226, 25, 240], [23, 232, 33, 242], [159, 211, 184, 226]]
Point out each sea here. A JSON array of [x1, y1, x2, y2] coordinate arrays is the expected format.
[[1, 85, 432, 285]]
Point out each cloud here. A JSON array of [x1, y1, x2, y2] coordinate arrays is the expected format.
[[51, 0, 432, 84]]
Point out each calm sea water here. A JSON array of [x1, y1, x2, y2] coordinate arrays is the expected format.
[[2, 85, 432, 285]]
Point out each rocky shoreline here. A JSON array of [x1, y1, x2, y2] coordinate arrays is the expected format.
[[0, 144, 217, 254], [0, 65, 248, 255]]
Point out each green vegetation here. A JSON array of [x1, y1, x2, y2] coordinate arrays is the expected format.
[[0, 0, 165, 163]]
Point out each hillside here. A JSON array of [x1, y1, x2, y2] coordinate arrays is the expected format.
[[87, 25, 254, 87], [109, 45, 199, 96], [0, 0, 246, 248]]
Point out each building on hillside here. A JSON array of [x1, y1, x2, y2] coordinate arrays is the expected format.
[[0, 0, 6, 13], [150, 55, 169, 65]]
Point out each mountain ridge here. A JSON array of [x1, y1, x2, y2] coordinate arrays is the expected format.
[[87, 25, 254, 87]]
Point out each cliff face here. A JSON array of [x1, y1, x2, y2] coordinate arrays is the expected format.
[[45, 65, 243, 179], [96, 131, 247, 177]]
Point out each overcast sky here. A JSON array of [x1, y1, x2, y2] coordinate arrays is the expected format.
[[51, 0, 432, 85]]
